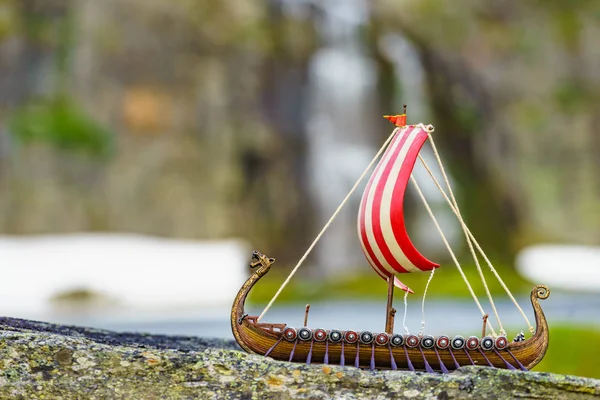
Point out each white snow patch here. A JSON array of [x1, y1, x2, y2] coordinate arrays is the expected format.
[[516, 244, 600, 292], [0, 233, 250, 321]]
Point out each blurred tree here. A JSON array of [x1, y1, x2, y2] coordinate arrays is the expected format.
[[0, 0, 320, 267], [375, 0, 600, 259], [1, 0, 113, 157], [0, 0, 598, 273]]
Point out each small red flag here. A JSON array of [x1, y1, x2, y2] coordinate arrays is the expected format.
[[383, 114, 407, 127]]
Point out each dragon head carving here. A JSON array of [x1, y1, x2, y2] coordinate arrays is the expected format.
[[250, 250, 275, 269]]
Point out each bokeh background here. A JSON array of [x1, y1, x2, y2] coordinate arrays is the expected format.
[[0, 0, 599, 378]]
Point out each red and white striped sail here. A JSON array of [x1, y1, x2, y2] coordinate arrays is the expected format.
[[357, 123, 440, 293]]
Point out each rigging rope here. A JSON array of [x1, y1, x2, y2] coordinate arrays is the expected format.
[[410, 175, 497, 337], [417, 127, 504, 335], [417, 147, 534, 334], [403, 290, 410, 334], [417, 153, 503, 335], [257, 128, 401, 322], [419, 268, 436, 335]]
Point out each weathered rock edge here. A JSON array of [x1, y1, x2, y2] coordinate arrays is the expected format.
[[0, 317, 597, 399]]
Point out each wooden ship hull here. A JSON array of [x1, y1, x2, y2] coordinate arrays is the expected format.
[[231, 253, 550, 372]]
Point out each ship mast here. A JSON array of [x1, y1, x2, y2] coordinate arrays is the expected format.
[[385, 275, 396, 334]]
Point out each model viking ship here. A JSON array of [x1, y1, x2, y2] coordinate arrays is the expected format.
[[231, 107, 550, 372]]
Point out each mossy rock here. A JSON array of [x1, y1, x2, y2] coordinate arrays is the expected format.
[[0, 317, 597, 399]]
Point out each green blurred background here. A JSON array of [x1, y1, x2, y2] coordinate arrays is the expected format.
[[0, 0, 598, 378]]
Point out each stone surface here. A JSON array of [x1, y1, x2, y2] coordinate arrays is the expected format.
[[0, 317, 598, 399]]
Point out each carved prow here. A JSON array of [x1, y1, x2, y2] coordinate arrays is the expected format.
[[524, 284, 550, 369], [231, 250, 275, 354]]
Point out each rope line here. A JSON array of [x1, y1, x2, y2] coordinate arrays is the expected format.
[[257, 128, 401, 321], [420, 134, 504, 336], [410, 175, 497, 337], [417, 151, 533, 334], [419, 268, 435, 335], [418, 153, 502, 335], [403, 290, 410, 334]]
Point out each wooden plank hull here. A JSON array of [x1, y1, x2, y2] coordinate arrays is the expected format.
[[231, 252, 550, 372]]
